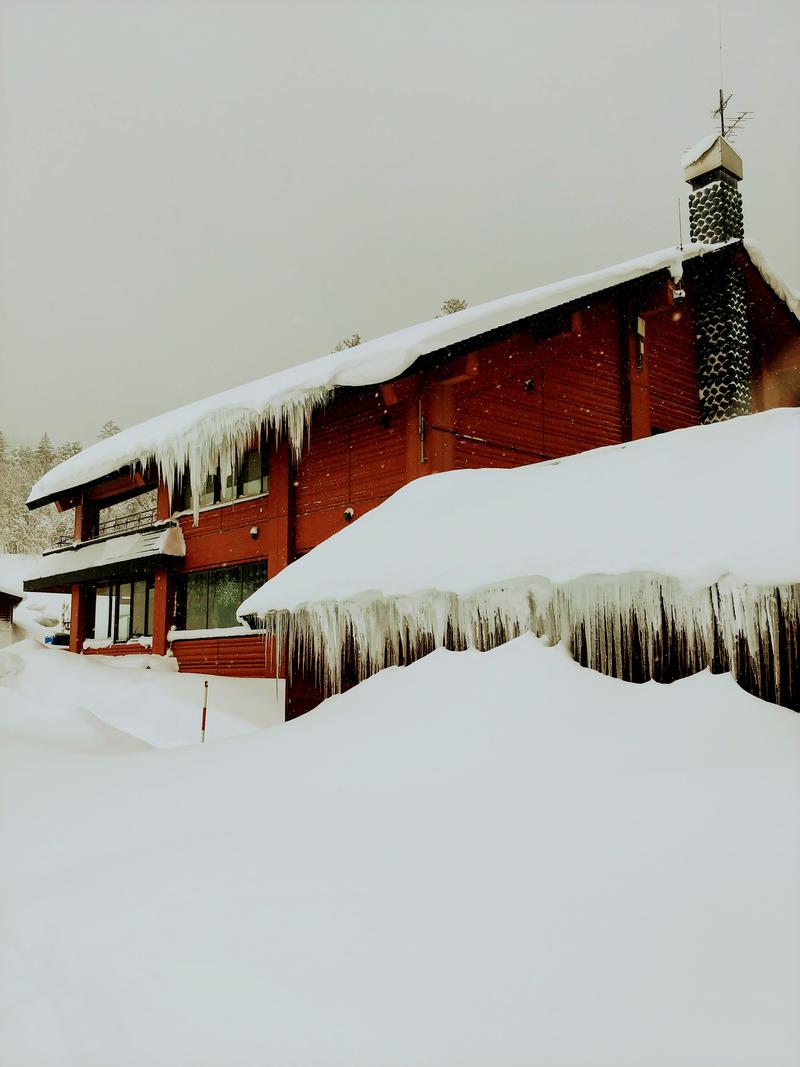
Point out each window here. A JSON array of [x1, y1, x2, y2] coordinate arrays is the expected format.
[[176, 561, 268, 631], [177, 446, 269, 511], [92, 576, 156, 642]]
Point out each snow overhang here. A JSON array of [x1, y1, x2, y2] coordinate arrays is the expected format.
[[26, 242, 738, 516], [23, 523, 186, 593]]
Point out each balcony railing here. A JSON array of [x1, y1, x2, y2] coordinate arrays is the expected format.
[[53, 507, 158, 549]]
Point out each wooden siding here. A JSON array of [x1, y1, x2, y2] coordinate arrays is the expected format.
[[646, 306, 701, 432], [451, 301, 624, 468], [294, 389, 407, 553], [178, 495, 270, 571], [170, 635, 276, 677]]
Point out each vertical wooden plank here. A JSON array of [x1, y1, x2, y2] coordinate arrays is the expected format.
[[73, 494, 98, 542], [265, 439, 293, 577], [69, 583, 91, 653], [151, 569, 176, 657], [426, 381, 455, 474], [156, 480, 172, 521]]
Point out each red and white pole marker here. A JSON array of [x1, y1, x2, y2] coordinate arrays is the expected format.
[[201, 680, 209, 743]]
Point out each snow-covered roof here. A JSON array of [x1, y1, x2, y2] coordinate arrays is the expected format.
[[238, 410, 800, 691], [681, 131, 721, 170], [24, 523, 185, 590], [241, 409, 800, 615], [28, 240, 744, 514]]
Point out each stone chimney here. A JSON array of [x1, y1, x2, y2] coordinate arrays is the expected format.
[[683, 135, 751, 422]]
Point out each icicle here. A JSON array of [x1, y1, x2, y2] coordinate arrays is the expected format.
[[252, 575, 799, 707], [150, 387, 334, 525]]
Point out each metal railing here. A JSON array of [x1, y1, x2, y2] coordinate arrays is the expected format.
[[52, 507, 158, 549]]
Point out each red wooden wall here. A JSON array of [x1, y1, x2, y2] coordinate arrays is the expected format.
[[170, 635, 276, 677]]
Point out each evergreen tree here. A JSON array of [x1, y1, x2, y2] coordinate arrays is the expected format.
[[436, 297, 469, 317], [333, 334, 364, 352], [97, 420, 121, 439]]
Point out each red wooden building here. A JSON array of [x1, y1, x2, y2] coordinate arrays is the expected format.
[[24, 136, 800, 716]]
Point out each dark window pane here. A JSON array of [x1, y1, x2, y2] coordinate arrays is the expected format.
[[241, 561, 268, 602], [208, 567, 242, 629], [132, 579, 147, 637], [199, 473, 216, 508], [240, 450, 263, 497], [117, 582, 132, 642], [220, 464, 236, 501], [185, 572, 209, 630], [93, 585, 111, 640], [146, 578, 155, 636]]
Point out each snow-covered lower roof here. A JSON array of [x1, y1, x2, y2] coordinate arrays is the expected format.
[[238, 410, 800, 692], [241, 410, 800, 616], [24, 523, 185, 591], [28, 240, 751, 514]]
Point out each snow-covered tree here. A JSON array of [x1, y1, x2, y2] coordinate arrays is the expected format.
[[436, 297, 469, 317], [333, 334, 364, 352], [97, 420, 121, 439]]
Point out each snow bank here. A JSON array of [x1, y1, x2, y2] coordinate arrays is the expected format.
[[239, 410, 800, 694], [2, 639, 283, 748], [1, 634, 798, 1066], [27, 242, 733, 516], [0, 553, 69, 642]]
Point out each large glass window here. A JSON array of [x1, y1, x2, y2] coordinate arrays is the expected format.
[[91, 576, 156, 642], [177, 447, 269, 511], [177, 561, 268, 631]]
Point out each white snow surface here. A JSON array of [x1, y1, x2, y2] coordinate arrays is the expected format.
[[1, 633, 798, 1066], [29, 522, 185, 582], [240, 409, 800, 617], [1, 638, 283, 748], [0, 553, 35, 599], [27, 241, 734, 513], [681, 130, 720, 170]]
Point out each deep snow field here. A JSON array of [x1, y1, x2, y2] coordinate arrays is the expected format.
[[1, 629, 798, 1067]]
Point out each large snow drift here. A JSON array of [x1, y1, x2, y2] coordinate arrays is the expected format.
[[28, 241, 737, 514], [1, 635, 798, 1066], [239, 410, 800, 694]]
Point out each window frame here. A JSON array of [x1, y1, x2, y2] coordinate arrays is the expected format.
[[176, 437, 269, 512], [175, 561, 268, 631], [92, 575, 156, 643]]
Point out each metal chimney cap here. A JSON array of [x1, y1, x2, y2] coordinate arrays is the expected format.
[[683, 134, 743, 184]]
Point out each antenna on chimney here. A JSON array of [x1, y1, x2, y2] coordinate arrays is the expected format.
[[711, 13, 753, 141]]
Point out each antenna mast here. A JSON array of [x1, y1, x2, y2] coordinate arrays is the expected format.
[[711, 11, 753, 141]]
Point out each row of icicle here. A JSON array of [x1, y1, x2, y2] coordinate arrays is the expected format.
[[255, 575, 799, 708], [142, 388, 334, 521]]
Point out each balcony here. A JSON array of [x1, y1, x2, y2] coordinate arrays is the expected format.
[[54, 506, 158, 549]]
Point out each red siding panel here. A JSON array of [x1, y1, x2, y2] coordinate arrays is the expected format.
[[170, 635, 276, 677], [295, 390, 406, 553], [646, 306, 700, 432]]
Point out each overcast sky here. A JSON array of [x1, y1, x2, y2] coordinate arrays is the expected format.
[[1, 0, 798, 446]]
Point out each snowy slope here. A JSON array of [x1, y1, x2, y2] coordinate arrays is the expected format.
[[28, 241, 732, 513], [1, 634, 798, 1066], [3, 639, 283, 747]]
